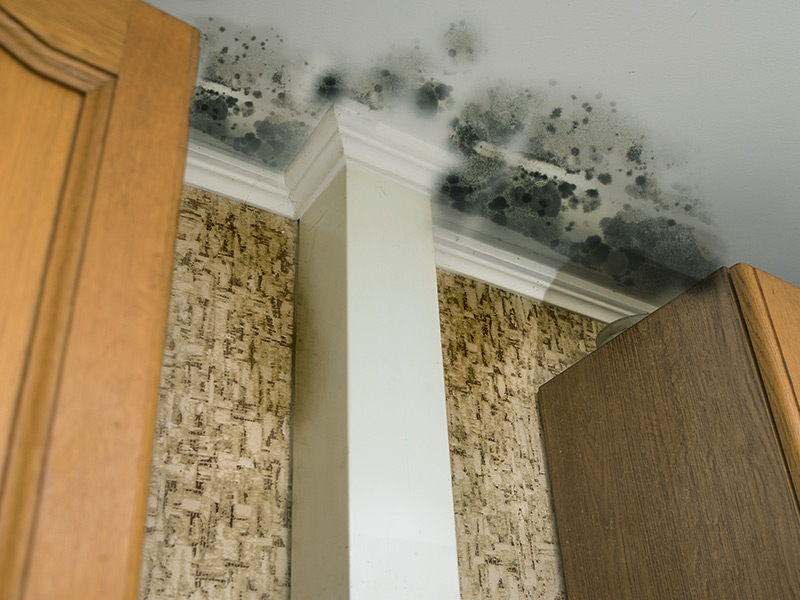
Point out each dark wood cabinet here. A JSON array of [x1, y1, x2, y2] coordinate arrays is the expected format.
[[539, 265, 800, 599]]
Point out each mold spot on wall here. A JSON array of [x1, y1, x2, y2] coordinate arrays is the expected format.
[[626, 144, 643, 164], [432, 77, 719, 296], [415, 81, 453, 116], [316, 73, 346, 101], [443, 20, 481, 64], [192, 17, 719, 298], [191, 87, 232, 138], [600, 209, 716, 279], [191, 20, 323, 170], [251, 118, 311, 168]]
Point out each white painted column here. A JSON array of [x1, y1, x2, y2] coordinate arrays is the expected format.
[[291, 110, 460, 599]]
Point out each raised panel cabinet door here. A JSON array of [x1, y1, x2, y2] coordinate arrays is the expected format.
[[0, 36, 89, 481], [0, 3, 198, 600], [539, 268, 800, 599]]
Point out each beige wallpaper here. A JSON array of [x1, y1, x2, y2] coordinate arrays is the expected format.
[[138, 187, 297, 600], [437, 270, 601, 600], [139, 188, 599, 599]]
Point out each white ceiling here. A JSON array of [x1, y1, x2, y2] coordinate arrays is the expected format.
[[150, 0, 800, 299]]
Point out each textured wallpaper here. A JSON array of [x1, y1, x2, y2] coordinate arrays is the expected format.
[[437, 270, 601, 600], [138, 187, 599, 599], [138, 187, 297, 600]]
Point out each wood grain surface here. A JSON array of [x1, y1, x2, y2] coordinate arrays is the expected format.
[[0, 43, 81, 481], [540, 268, 800, 599], [0, 54, 114, 600], [5, 3, 198, 599], [731, 263, 800, 502], [0, 8, 110, 90], [0, 0, 131, 72]]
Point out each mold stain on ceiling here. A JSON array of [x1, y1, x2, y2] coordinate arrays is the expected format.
[[187, 15, 720, 301]]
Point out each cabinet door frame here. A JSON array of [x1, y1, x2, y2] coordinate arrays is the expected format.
[[0, 4, 198, 599], [0, 8, 116, 596]]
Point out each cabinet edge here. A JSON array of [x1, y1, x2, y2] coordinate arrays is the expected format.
[[730, 263, 800, 510]]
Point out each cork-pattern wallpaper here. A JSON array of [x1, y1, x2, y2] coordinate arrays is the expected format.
[[138, 187, 297, 600], [437, 270, 602, 599]]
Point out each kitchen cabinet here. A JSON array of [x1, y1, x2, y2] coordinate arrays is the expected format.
[[540, 264, 800, 598], [0, 2, 198, 598]]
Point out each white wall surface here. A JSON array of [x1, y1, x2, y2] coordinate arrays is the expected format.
[[292, 163, 460, 599]]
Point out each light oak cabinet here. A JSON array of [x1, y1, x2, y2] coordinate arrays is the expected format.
[[540, 264, 800, 599], [0, 2, 198, 599]]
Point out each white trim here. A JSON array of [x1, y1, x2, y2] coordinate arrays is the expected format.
[[291, 156, 460, 600], [282, 105, 456, 219], [433, 227, 658, 322], [183, 141, 293, 218], [182, 109, 661, 322], [283, 107, 346, 219], [334, 106, 456, 196]]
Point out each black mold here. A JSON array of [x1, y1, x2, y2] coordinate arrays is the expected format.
[[416, 81, 452, 116], [454, 94, 527, 149], [534, 182, 563, 217], [317, 73, 345, 100], [191, 87, 232, 138], [233, 131, 261, 154], [440, 174, 476, 211], [582, 195, 601, 213], [444, 20, 479, 63], [488, 196, 508, 211], [491, 213, 508, 226], [557, 181, 576, 199], [626, 144, 643, 164], [600, 212, 715, 279], [192, 19, 718, 298]]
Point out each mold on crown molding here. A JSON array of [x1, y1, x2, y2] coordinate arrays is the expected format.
[[187, 104, 455, 219], [183, 15, 720, 305], [185, 105, 658, 323]]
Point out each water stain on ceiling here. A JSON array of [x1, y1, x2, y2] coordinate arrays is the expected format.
[[190, 17, 720, 300]]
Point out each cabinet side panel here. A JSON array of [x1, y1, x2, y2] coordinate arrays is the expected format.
[[539, 268, 800, 599], [732, 263, 800, 503]]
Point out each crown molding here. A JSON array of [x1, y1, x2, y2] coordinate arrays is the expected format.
[[183, 140, 292, 218], [282, 106, 346, 219], [283, 105, 455, 219], [182, 107, 660, 322], [334, 106, 455, 196], [433, 227, 659, 322]]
